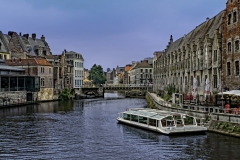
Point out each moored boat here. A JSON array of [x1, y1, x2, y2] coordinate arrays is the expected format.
[[117, 108, 207, 135]]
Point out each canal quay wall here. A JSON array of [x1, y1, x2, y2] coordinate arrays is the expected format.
[[147, 92, 240, 138]]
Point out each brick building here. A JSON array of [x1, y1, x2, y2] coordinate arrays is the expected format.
[[6, 58, 54, 101], [222, 0, 240, 90]]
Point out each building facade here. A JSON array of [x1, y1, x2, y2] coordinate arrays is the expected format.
[[129, 60, 153, 85], [65, 51, 84, 91], [6, 58, 54, 101], [154, 10, 224, 99], [222, 0, 240, 90]]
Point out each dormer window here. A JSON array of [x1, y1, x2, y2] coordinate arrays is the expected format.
[[228, 13, 232, 24], [233, 11, 237, 23]]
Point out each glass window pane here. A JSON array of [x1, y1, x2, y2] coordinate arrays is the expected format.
[[1, 77, 9, 91], [10, 77, 17, 91]]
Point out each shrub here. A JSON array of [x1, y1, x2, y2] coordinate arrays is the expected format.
[[59, 88, 72, 100]]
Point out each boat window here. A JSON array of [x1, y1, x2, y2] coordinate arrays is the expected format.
[[149, 118, 156, 126], [183, 115, 195, 125], [173, 115, 183, 126], [123, 113, 130, 120], [139, 116, 147, 124], [131, 115, 138, 122], [161, 116, 174, 127]]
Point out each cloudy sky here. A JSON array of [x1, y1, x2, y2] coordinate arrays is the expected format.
[[1, 0, 226, 71]]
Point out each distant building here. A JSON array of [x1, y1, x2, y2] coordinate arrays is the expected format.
[[124, 64, 132, 84], [106, 68, 116, 84], [129, 60, 153, 84]]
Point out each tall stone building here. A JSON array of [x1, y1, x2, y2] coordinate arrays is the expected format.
[[154, 0, 240, 99], [154, 11, 224, 98]]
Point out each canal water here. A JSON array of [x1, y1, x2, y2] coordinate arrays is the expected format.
[[0, 92, 240, 160]]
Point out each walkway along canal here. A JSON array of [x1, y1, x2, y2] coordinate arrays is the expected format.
[[147, 92, 240, 138]]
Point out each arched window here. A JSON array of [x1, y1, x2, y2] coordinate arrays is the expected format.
[[227, 62, 231, 76], [235, 61, 239, 75], [233, 11, 237, 23], [228, 13, 232, 25], [235, 40, 239, 51], [228, 42, 232, 53]]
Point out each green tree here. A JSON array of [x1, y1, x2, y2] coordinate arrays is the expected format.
[[88, 64, 106, 85]]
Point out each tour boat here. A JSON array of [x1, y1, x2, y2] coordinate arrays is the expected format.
[[117, 108, 207, 135]]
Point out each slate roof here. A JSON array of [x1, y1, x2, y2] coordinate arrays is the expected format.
[[0, 60, 24, 71], [5, 58, 52, 66], [65, 51, 84, 61], [135, 60, 153, 69], [0, 31, 10, 53], [165, 10, 224, 54]]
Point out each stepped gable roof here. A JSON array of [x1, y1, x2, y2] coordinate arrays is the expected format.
[[5, 58, 52, 66], [166, 10, 224, 55], [0, 31, 10, 53]]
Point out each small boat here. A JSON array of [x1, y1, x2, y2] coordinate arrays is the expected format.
[[117, 108, 207, 135]]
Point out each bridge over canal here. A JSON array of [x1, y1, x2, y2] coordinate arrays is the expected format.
[[79, 84, 153, 98]]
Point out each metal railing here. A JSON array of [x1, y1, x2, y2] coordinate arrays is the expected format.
[[103, 84, 153, 87]]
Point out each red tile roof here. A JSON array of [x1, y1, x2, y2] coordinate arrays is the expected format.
[[5, 58, 52, 66]]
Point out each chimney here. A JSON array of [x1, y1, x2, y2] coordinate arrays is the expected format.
[[19, 32, 22, 36], [206, 17, 209, 21], [41, 35, 45, 41], [32, 33, 36, 40], [8, 31, 14, 37], [145, 60, 148, 63], [170, 35, 173, 43], [23, 34, 29, 39]]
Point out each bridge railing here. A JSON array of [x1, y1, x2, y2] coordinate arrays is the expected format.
[[103, 84, 153, 88]]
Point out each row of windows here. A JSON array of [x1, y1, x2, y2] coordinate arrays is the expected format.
[[40, 67, 52, 74], [227, 61, 240, 76], [0, 54, 7, 60], [227, 40, 239, 53], [75, 70, 83, 77], [140, 69, 152, 73], [40, 78, 52, 87], [228, 10, 238, 25], [75, 62, 83, 68], [140, 74, 152, 79], [75, 79, 83, 87]]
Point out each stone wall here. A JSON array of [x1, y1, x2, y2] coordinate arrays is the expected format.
[[38, 88, 53, 101], [0, 91, 38, 104]]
